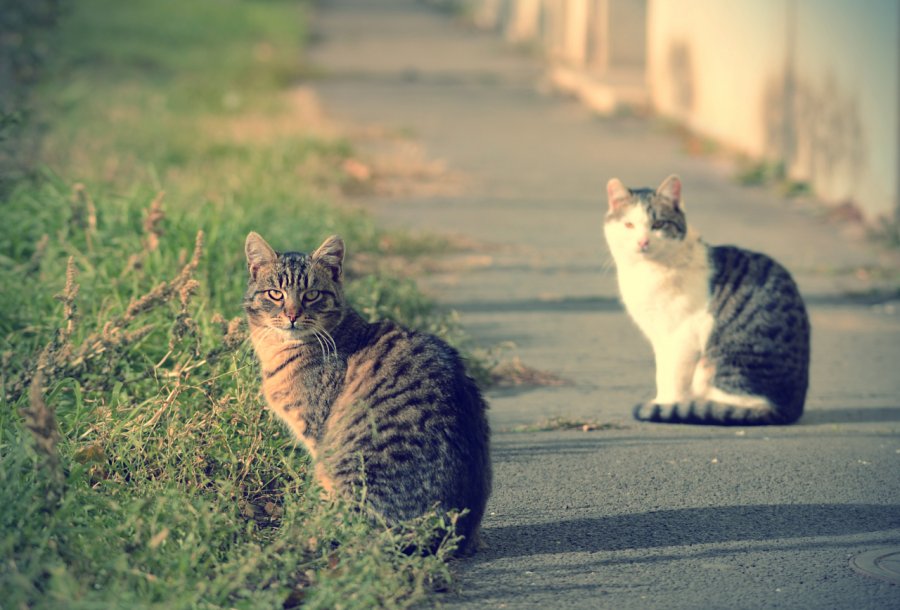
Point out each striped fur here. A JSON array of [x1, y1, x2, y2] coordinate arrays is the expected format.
[[605, 176, 810, 426], [633, 397, 798, 426], [243, 232, 491, 555]]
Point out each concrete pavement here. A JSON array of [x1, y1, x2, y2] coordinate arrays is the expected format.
[[307, 1, 900, 607]]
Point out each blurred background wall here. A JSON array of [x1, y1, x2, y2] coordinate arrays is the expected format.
[[461, 0, 900, 223]]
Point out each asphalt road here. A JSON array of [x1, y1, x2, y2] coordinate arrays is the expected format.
[[307, 1, 900, 607]]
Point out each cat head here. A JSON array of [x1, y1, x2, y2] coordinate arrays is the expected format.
[[604, 174, 688, 263], [243, 232, 346, 341]]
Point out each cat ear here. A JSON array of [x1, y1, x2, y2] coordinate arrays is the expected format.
[[656, 174, 683, 211], [245, 232, 277, 280], [312, 234, 345, 282], [606, 178, 630, 212]]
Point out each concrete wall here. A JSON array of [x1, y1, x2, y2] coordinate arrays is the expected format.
[[463, 0, 900, 222], [649, 0, 899, 221]]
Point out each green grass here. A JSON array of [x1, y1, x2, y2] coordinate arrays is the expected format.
[[734, 159, 811, 198], [1, 1, 469, 607]]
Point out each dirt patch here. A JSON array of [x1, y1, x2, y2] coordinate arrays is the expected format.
[[338, 131, 469, 199], [489, 357, 571, 388], [204, 86, 342, 143]]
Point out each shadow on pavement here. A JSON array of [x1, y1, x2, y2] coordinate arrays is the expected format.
[[452, 295, 623, 314], [801, 406, 900, 425], [481, 503, 900, 559], [805, 290, 900, 308]]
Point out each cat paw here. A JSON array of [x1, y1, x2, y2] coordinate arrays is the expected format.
[[633, 401, 664, 422]]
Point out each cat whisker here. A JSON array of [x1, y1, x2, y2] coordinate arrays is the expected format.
[[309, 328, 328, 360], [316, 326, 338, 358], [250, 326, 275, 345], [598, 254, 616, 274], [309, 325, 337, 361], [282, 320, 331, 360]]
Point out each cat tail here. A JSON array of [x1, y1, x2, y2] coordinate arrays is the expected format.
[[633, 399, 800, 426]]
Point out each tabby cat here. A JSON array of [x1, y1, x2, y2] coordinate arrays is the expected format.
[[244, 232, 491, 554], [604, 175, 810, 425]]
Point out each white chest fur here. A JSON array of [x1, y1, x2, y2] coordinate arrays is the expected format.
[[617, 244, 711, 342]]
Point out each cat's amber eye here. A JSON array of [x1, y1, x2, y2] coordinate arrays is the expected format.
[[303, 290, 322, 302], [266, 289, 284, 301], [624, 221, 635, 229], [651, 221, 668, 230]]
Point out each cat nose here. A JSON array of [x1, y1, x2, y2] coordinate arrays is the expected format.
[[286, 309, 301, 323]]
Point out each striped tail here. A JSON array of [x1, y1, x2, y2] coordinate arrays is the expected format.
[[633, 400, 800, 426]]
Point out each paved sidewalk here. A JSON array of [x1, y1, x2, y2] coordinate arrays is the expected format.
[[309, 1, 900, 607]]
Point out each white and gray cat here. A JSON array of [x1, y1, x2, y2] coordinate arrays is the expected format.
[[604, 175, 810, 425]]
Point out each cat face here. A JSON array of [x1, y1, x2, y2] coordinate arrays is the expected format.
[[244, 232, 346, 341], [604, 175, 687, 263]]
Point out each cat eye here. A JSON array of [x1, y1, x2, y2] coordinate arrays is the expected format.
[[266, 289, 284, 301], [651, 221, 670, 230], [303, 290, 322, 302], [624, 222, 635, 229]]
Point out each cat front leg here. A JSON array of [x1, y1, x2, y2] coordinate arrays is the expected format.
[[635, 313, 712, 422], [633, 338, 700, 422], [651, 334, 700, 404]]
